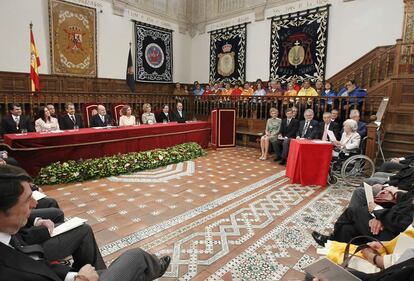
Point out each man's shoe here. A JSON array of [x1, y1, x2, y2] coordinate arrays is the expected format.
[[312, 231, 329, 247], [158, 256, 171, 278], [279, 159, 286, 165]]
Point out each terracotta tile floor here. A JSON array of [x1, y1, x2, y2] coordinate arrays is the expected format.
[[43, 146, 351, 280]]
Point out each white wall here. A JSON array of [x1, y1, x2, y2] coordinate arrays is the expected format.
[[190, 0, 404, 82], [0, 0, 194, 83], [0, 0, 405, 84]]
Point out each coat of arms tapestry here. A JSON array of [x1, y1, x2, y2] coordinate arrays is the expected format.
[[135, 22, 173, 83], [209, 24, 247, 84], [269, 6, 330, 84], [49, 0, 97, 77]]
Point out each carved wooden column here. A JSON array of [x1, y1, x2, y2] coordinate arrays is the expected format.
[[400, 0, 414, 73]]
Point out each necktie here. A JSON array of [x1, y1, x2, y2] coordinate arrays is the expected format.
[[322, 124, 328, 141], [101, 115, 105, 124], [287, 119, 290, 126], [302, 121, 309, 138], [70, 115, 76, 124]]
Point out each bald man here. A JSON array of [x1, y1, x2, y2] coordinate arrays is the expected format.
[[89, 105, 112, 127]]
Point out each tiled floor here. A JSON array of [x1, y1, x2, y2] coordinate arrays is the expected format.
[[43, 146, 351, 280]]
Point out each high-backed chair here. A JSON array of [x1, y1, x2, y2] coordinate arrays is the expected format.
[[83, 103, 98, 128], [111, 103, 126, 126]]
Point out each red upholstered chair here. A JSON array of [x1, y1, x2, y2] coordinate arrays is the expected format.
[[83, 103, 98, 128], [111, 103, 126, 126]]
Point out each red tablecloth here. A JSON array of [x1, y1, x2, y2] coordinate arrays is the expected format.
[[3, 121, 210, 176], [285, 139, 333, 187]]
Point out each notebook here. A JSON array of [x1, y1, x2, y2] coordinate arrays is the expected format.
[[304, 258, 362, 281]]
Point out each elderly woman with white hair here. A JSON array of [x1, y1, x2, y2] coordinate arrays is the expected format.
[[333, 119, 361, 154]]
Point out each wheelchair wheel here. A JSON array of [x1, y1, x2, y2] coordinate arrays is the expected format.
[[341, 155, 375, 186]]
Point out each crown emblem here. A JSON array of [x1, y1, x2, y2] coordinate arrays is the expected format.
[[222, 43, 232, 53]]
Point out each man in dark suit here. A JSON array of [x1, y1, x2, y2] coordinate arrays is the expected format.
[[296, 109, 319, 139], [349, 109, 367, 138], [271, 108, 299, 162], [0, 164, 171, 281], [1, 103, 34, 135], [278, 109, 318, 165], [59, 103, 84, 130], [318, 112, 340, 141], [171, 102, 187, 123], [156, 104, 171, 123], [89, 104, 112, 127]]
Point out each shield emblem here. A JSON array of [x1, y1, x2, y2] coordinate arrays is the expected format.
[[288, 44, 305, 67], [218, 52, 235, 77]]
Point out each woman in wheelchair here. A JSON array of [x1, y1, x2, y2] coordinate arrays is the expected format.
[[333, 119, 361, 160]]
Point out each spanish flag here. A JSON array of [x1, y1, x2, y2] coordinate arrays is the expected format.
[[30, 23, 40, 93]]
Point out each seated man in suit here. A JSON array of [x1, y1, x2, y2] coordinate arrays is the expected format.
[[60, 103, 84, 130], [349, 109, 367, 138], [271, 108, 299, 162], [1, 103, 34, 135], [171, 102, 187, 123], [156, 104, 171, 123], [89, 104, 112, 127], [312, 188, 414, 246], [318, 112, 340, 141], [0, 164, 171, 281], [378, 154, 414, 173], [28, 183, 64, 225], [277, 109, 319, 165]]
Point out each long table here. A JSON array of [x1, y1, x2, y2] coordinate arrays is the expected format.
[[3, 121, 210, 176]]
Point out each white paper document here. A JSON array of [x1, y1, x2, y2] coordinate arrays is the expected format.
[[327, 130, 337, 142], [393, 231, 414, 255], [312, 140, 331, 144], [51, 217, 87, 237], [363, 182, 375, 206], [32, 190, 47, 201], [304, 258, 362, 281]]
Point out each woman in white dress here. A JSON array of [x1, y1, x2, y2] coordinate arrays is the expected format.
[[141, 103, 157, 124], [119, 105, 135, 126], [35, 106, 60, 132]]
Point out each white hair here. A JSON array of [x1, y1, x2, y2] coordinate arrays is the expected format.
[[350, 109, 360, 118], [343, 119, 358, 132], [304, 109, 314, 115]]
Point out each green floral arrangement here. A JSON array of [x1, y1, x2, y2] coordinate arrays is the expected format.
[[35, 142, 205, 185]]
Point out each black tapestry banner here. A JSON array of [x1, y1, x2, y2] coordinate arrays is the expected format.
[[269, 6, 329, 84], [209, 24, 247, 84], [135, 22, 173, 82]]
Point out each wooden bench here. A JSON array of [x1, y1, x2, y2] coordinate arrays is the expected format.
[[236, 128, 263, 147]]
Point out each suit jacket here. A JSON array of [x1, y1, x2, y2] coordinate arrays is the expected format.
[[89, 114, 112, 127], [279, 118, 299, 138], [318, 121, 340, 141], [400, 154, 414, 167], [296, 119, 319, 139], [387, 166, 414, 191], [1, 115, 34, 135], [357, 121, 367, 138], [156, 112, 171, 123], [59, 114, 84, 130], [171, 110, 187, 123], [0, 239, 70, 281]]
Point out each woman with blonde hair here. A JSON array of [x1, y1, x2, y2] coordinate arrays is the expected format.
[[141, 103, 157, 124], [259, 108, 281, 160], [119, 105, 136, 126]]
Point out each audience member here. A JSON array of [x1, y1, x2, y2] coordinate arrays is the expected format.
[[46, 104, 56, 118], [222, 82, 233, 96], [242, 82, 254, 96], [344, 80, 367, 109], [90, 105, 112, 127], [0, 164, 171, 281], [141, 103, 157, 124], [0, 150, 19, 166], [267, 80, 283, 96], [320, 81, 337, 111], [172, 102, 187, 123], [59, 103, 84, 130], [297, 79, 318, 97], [318, 112, 340, 141], [231, 81, 243, 96], [330, 109, 339, 123], [290, 76, 301, 92], [271, 108, 299, 162], [349, 109, 367, 138], [315, 80, 324, 96], [1, 103, 34, 134], [365, 165, 414, 190], [296, 109, 319, 139], [192, 82, 204, 98], [156, 104, 171, 123], [173, 82, 186, 96], [119, 105, 136, 126], [291, 106, 298, 119], [35, 106, 60, 132], [259, 108, 281, 160], [378, 154, 414, 173]]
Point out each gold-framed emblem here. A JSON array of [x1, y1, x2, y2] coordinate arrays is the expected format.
[[218, 52, 235, 76], [288, 41, 305, 67]]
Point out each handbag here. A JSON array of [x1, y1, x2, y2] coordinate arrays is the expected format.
[[341, 235, 389, 274], [374, 190, 397, 208]]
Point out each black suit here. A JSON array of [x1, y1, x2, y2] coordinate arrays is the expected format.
[[271, 118, 299, 159], [171, 110, 187, 123], [59, 114, 84, 130], [156, 112, 171, 123], [296, 119, 319, 139], [89, 114, 112, 127], [1, 115, 34, 135], [317, 121, 340, 141]]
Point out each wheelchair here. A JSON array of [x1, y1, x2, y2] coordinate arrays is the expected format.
[[327, 137, 375, 186]]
